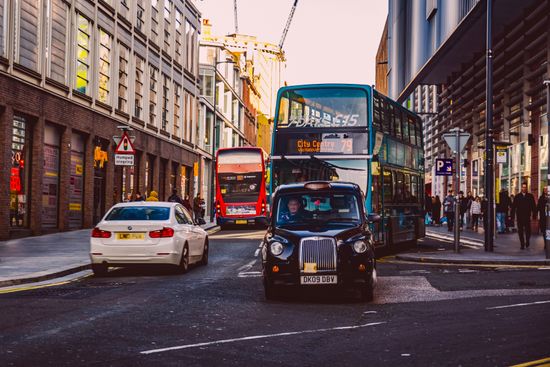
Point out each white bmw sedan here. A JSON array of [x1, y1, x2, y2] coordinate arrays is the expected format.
[[90, 202, 208, 276]]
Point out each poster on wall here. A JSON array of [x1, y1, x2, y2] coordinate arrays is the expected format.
[[69, 151, 84, 229], [42, 145, 59, 228]]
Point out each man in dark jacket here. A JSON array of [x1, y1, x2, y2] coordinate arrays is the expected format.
[[496, 190, 511, 234], [167, 188, 184, 204], [511, 183, 537, 249]]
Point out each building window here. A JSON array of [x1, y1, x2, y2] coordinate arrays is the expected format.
[[136, 0, 145, 31], [120, 0, 129, 11], [205, 109, 213, 148], [10, 116, 32, 228], [16, 0, 40, 71], [43, 124, 60, 229], [75, 14, 91, 94], [0, 0, 5, 57], [45, 0, 68, 84], [175, 10, 183, 65], [117, 43, 129, 112], [134, 55, 144, 118], [185, 20, 197, 74], [161, 74, 170, 131], [149, 65, 158, 126], [151, 0, 159, 43], [163, 0, 171, 54], [98, 29, 112, 104], [173, 83, 181, 136]]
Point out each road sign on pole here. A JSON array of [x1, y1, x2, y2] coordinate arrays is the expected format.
[[114, 131, 136, 154], [435, 159, 453, 176], [115, 154, 135, 166], [442, 130, 470, 153]]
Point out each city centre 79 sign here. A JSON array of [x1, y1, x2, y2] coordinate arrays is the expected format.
[[435, 158, 453, 176]]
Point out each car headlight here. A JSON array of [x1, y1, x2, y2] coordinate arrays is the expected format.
[[353, 240, 368, 254], [270, 241, 284, 256]]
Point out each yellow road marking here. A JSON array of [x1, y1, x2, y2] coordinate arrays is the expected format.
[[378, 256, 544, 269], [510, 357, 550, 367], [0, 273, 92, 294]]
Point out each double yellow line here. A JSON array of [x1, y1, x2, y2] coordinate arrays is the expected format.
[[0, 274, 92, 294], [511, 357, 550, 367]]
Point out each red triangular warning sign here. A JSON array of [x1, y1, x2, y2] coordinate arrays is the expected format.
[[115, 131, 136, 154]]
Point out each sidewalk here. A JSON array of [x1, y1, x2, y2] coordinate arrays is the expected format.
[[0, 222, 219, 287], [397, 225, 550, 266]]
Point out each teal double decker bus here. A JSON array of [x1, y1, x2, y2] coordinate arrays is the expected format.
[[270, 84, 425, 247]]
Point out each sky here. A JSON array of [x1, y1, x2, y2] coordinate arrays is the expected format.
[[194, 0, 388, 86]]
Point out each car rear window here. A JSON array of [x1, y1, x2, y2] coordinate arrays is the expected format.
[[105, 206, 171, 221]]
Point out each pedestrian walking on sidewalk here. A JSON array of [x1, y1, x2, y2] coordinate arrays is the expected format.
[[146, 191, 159, 202], [133, 192, 145, 201], [511, 183, 536, 249], [433, 196, 442, 226], [443, 190, 456, 232], [167, 188, 184, 204], [466, 191, 474, 228], [496, 189, 511, 234], [537, 187, 548, 236], [459, 191, 468, 230], [470, 196, 482, 231]]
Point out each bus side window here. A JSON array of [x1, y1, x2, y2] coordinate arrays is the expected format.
[[407, 115, 416, 146], [401, 111, 409, 142], [382, 99, 392, 135], [394, 171, 404, 203], [392, 105, 402, 140], [383, 169, 393, 205], [404, 173, 412, 202], [373, 94, 382, 131]]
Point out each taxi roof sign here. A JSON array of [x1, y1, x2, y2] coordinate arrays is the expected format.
[[114, 131, 136, 154]]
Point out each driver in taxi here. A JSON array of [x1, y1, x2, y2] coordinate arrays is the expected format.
[[280, 197, 306, 222]]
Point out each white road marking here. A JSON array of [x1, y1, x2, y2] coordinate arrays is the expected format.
[[374, 276, 550, 304], [486, 300, 550, 310], [237, 259, 257, 272], [362, 311, 377, 314], [140, 322, 386, 355], [254, 249, 260, 257], [238, 271, 262, 278], [401, 354, 411, 357]]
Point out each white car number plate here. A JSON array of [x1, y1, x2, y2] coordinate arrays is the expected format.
[[300, 275, 337, 285]]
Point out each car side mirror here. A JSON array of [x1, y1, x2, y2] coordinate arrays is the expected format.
[[367, 213, 381, 223]]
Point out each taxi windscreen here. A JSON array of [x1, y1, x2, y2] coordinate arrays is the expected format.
[[275, 193, 361, 226]]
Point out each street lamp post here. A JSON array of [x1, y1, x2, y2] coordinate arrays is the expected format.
[[209, 56, 236, 222], [544, 79, 550, 259], [484, 0, 495, 251]]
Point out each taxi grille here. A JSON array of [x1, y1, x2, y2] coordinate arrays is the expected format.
[[299, 237, 337, 272]]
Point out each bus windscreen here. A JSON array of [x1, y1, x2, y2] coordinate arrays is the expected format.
[[277, 88, 368, 129]]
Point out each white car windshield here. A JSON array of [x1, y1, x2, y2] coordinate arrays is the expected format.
[[105, 207, 171, 221]]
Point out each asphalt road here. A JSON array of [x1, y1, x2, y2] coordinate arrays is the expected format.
[[1, 230, 550, 366]]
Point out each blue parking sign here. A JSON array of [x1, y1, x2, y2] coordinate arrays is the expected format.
[[435, 159, 453, 176]]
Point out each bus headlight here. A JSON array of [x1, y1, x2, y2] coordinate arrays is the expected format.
[[270, 242, 284, 256], [353, 240, 368, 254]]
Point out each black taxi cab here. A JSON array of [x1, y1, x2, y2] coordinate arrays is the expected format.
[[261, 181, 379, 301]]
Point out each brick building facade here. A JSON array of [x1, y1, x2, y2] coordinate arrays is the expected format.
[[0, 0, 202, 240]]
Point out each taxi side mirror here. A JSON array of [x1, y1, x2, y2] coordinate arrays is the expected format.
[[367, 213, 381, 223]]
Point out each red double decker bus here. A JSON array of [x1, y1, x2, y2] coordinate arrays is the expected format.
[[215, 147, 269, 228]]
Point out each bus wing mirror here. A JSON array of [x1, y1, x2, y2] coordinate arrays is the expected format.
[[367, 213, 381, 223]]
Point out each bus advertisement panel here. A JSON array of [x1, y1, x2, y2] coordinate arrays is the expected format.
[[215, 147, 269, 228]]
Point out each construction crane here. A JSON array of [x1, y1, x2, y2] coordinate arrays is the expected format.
[[233, 0, 239, 34], [278, 0, 298, 50]]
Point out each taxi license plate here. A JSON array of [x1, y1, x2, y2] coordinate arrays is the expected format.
[[116, 233, 145, 240], [235, 220, 248, 225], [300, 275, 337, 285]]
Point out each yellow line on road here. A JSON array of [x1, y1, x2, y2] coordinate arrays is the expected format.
[[0, 274, 92, 294], [510, 357, 550, 367]]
